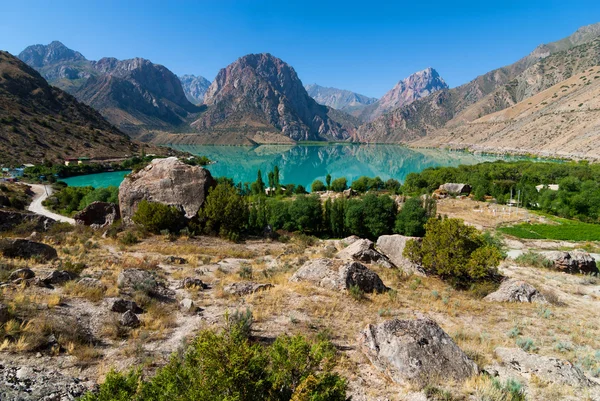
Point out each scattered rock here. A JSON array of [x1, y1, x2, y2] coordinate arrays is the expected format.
[[110, 299, 143, 314], [339, 262, 388, 293], [0, 239, 57, 261], [119, 157, 215, 222], [179, 277, 208, 290], [358, 318, 478, 386], [343, 188, 357, 198], [180, 298, 197, 312], [376, 235, 426, 276], [74, 201, 120, 228], [484, 279, 546, 303], [76, 277, 107, 291], [117, 268, 174, 300], [120, 310, 140, 328], [290, 258, 342, 290], [546, 251, 597, 274], [0, 209, 56, 233], [8, 268, 35, 281], [337, 239, 394, 268], [486, 347, 596, 388], [165, 256, 187, 265], [224, 281, 273, 296], [42, 270, 77, 285], [0, 303, 10, 324]]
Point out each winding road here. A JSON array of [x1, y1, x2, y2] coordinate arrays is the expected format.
[[27, 184, 75, 224]]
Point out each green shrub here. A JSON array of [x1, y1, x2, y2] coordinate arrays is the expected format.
[[349, 285, 365, 301], [200, 182, 248, 238], [514, 251, 554, 269], [516, 337, 537, 352], [120, 231, 139, 246], [395, 197, 435, 237], [311, 180, 326, 192], [330, 177, 347, 192], [132, 200, 184, 234]]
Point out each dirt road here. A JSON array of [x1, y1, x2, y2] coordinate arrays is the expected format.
[[27, 184, 75, 224]]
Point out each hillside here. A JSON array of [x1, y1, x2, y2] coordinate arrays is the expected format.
[[412, 66, 600, 159], [304, 83, 377, 112], [0, 51, 143, 165], [188, 53, 357, 143], [357, 22, 600, 143]]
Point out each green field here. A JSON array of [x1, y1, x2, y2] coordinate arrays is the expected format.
[[499, 217, 600, 241]]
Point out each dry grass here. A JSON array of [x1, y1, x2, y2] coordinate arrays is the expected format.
[[62, 281, 106, 302]]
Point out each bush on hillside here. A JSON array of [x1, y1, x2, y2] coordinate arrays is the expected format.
[[132, 200, 184, 234], [311, 180, 326, 192], [395, 197, 436, 237], [330, 177, 348, 192], [200, 182, 248, 240]]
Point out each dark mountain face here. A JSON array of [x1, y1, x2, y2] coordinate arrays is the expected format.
[[179, 74, 211, 104], [192, 53, 355, 142], [0, 51, 141, 165]]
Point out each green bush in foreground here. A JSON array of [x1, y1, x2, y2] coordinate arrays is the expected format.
[[404, 217, 502, 289], [132, 200, 184, 234], [81, 319, 347, 401]]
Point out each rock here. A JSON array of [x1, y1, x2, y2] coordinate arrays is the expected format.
[[339, 262, 388, 293], [179, 277, 208, 290], [0, 239, 57, 261], [76, 277, 106, 290], [73, 201, 120, 228], [119, 157, 215, 222], [343, 188, 357, 198], [120, 310, 140, 328], [336, 239, 394, 268], [110, 299, 143, 314], [484, 279, 546, 303], [8, 268, 35, 281], [438, 183, 471, 195], [488, 347, 596, 388], [117, 268, 174, 299], [290, 258, 342, 290], [358, 318, 478, 386], [180, 298, 197, 312], [165, 256, 187, 265], [546, 251, 597, 274], [376, 235, 426, 276], [0, 209, 56, 233], [0, 303, 10, 324], [42, 270, 77, 285], [224, 281, 273, 296]]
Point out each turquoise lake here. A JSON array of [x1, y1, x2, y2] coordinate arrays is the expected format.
[[62, 144, 523, 189]]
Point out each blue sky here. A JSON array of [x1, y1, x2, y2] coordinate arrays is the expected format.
[[2, 0, 599, 97]]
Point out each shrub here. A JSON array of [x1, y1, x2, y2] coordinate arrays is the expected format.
[[311, 180, 326, 192], [514, 251, 554, 269], [349, 285, 365, 301], [200, 182, 248, 239], [404, 217, 502, 289], [516, 337, 537, 352], [395, 197, 433, 237], [330, 177, 347, 192], [132, 200, 184, 234], [119, 231, 139, 245]]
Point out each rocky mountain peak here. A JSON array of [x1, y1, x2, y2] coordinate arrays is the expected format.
[[18, 41, 86, 68], [179, 74, 211, 104]]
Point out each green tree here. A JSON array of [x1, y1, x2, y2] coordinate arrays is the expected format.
[[132, 200, 184, 234], [201, 182, 248, 239], [325, 174, 332, 190], [288, 195, 323, 234], [252, 170, 266, 195], [395, 197, 435, 237], [350, 176, 370, 193], [311, 180, 326, 192], [330, 177, 347, 192], [273, 166, 280, 189], [362, 194, 396, 239]]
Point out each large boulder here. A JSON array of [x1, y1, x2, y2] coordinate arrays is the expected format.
[[340, 262, 388, 293], [74, 201, 120, 228], [336, 239, 394, 268], [120, 310, 140, 328], [546, 251, 597, 274], [0, 210, 56, 233], [486, 347, 596, 388], [358, 318, 478, 386], [119, 157, 215, 222], [8, 268, 35, 281], [484, 279, 546, 303], [0, 239, 57, 261], [438, 183, 471, 195], [376, 235, 426, 276], [110, 298, 143, 314], [41, 270, 77, 285]]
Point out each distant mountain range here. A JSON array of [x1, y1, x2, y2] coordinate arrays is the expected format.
[[8, 21, 600, 159]]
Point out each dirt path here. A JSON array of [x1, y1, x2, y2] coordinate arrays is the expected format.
[[27, 184, 75, 224]]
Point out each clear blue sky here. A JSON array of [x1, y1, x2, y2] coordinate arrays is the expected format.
[[2, 0, 599, 98]]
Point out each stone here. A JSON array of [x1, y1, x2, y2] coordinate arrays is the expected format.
[[76, 277, 106, 290], [438, 183, 471, 195], [165, 256, 187, 265], [290, 258, 342, 290], [376, 235, 426, 276], [336, 239, 394, 268], [358, 318, 478, 386], [110, 299, 143, 314], [0, 303, 10, 324], [0, 239, 57, 261], [119, 157, 215, 222], [546, 251, 597, 274], [42, 270, 77, 285], [339, 262, 388, 293], [484, 279, 547, 303], [342, 188, 357, 198], [120, 310, 140, 328], [180, 298, 196, 312], [179, 277, 208, 290], [73, 201, 120, 228], [0, 209, 56, 233], [224, 281, 273, 296], [487, 347, 596, 388], [8, 268, 35, 281]]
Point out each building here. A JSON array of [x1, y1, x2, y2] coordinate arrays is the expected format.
[[65, 157, 91, 166]]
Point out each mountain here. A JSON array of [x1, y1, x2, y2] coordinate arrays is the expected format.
[[304, 84, 377, 112], [0, 51, 143, 165], [18, 42, 201, 136], [357, 22, 600, 143], [179, 74, 211, 104], [358, 68, 448, 122], [185, 53, 356, 144]]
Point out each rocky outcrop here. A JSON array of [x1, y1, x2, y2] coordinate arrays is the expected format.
[[74, 201, 120, 228], [8, 268, 35, 281], [358, 318, 478, 386], [118, 157, 215, 221], [179, 74, 211, 104], [0, 239, 57, 262], [223, 281, 273, 296], [484, 279, 546, 303], [192, 53, 355, 142], [76, 277, 106, 291], [486, 347, 596, 388], [179, 277, 209, 290], [120, 310, 140, 328], [438, 183, 471, 195], [165, 256, 187, 265], [336, 239, 394, 268], [546, 251, 597, 274], [42, 270, 77, 285], [0, 210, 56, 233], [110, 299, 143, 314], [340, 262, 388, 293], [376, 235, 426, 276]]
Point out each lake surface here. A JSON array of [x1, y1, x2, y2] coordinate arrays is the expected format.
[[61, 144, 525, 189]]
